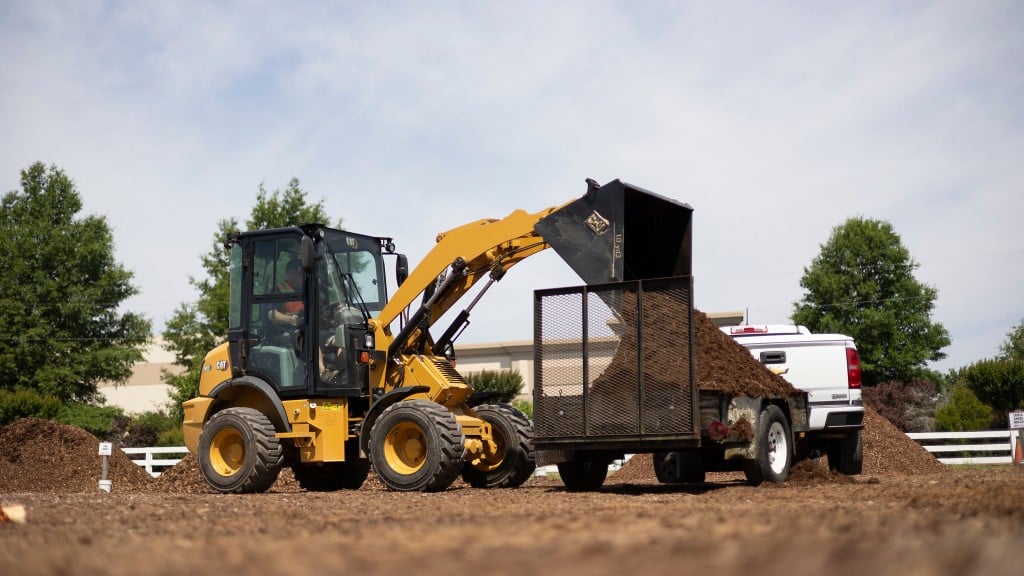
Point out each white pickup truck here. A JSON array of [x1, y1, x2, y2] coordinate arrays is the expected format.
[[723, 324, 865, 474]]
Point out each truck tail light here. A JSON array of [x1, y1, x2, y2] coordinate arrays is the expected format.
[[846, 348, 862, 389]]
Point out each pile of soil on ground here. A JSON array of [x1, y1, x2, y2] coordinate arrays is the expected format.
[[0, 418, 155, 493], [860, 405, 946, 476]]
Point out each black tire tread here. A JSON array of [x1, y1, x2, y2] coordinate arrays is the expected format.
[[462, 403, 536, 489], [370, 400, 465, 492], [199, 407, 284, 494]]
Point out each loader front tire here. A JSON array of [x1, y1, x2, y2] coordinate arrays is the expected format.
[[462, 404, 536, 488], [198, 407, 284, 494], [369, 400, 465, 492]]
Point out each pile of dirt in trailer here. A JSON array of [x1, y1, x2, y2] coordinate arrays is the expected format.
[[592, 302, 796, 398], [691, 310, 796, 396], [0, 418, 154, 493], [612, 406, 946, 483]]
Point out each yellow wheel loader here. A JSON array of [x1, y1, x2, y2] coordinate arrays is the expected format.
[[182, 179, 694, 493]]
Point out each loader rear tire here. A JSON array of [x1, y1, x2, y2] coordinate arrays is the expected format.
[[743, 404, 792, 486], [369, 400, 465, 492], [461, 404, 536, 488], [557, 458, 609, 492], [198, 407, 284, 494]]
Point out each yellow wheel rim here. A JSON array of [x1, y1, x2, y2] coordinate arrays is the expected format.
[[473, 425, 507, 472], [384, 421, 427, 474], [210, 427, 245, 477]]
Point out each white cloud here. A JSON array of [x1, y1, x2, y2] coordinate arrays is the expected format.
[[1, 0, 1021, 372]]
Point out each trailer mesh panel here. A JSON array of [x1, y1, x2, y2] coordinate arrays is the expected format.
[[534, 277, 695, 440]]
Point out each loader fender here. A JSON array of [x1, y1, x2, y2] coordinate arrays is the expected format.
[[208, 376, 292, 434], [359, 385, 431, 456]]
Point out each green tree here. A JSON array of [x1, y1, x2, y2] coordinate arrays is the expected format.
[[0, 163, 151, 403], [163, 179, 338, 417], [955, 358, 1024, 428], [999, 318, 1024, 361], [792, 217, 950, 386], [934, 386, 992, 431]]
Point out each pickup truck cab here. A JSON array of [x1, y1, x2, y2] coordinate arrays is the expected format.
[[723, 324, 865, 474]]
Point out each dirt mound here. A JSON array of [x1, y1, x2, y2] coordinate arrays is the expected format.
[[861, 405, 946, 476], [0, 418, 155, 493]]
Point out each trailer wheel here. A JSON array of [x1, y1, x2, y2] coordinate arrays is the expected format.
[[557, 459, 609, 492], [653, 451, 706, 484], [369, 400, 465, 492], [743, 405, 792, 486], [198, 407, 284, 494], [462, 404, 536, 488], [828, 430, 863, 475]]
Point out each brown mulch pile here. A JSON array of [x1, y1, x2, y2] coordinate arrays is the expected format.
[[692, 310, 796, 397], [861, 405, 946, 476], [152, 453, 302, 493], [0, 418, 155, 493]]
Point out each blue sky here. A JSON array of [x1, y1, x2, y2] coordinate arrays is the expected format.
[[1, 1, 1021, 372]]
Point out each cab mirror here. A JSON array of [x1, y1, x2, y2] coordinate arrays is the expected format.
[[396, 254, 409, 286], [300, 236, 316, 272]]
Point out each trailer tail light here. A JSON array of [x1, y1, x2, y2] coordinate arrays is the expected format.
[[846, 348, 862, 389]]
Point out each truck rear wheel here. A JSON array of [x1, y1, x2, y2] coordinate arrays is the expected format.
[[557, 459, 609, 492], [461, 404, 536, 488], [198, 407, 284, 494], [653, 451, 706, 484], [828, 430, 863, 475], [743, 405, 792, 486], [369, 400, 465, 492]]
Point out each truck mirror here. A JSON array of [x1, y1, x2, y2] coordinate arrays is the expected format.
[[396, 254, 409, 286], [300, 236, 316, 272]]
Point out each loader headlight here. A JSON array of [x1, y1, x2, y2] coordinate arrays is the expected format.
[[364, 333, 375, 349]]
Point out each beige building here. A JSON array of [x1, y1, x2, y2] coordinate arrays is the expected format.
[[100, 311, 744, 412]]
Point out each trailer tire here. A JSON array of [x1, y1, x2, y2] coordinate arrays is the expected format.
[[653, 451, 706, 484], [557, 459, 609, 492], [828, 429, 863, 475], [369, 400, 465, 492], [198, 407, 284, 494], [462, 404, 536, 488], [743, 405, 792, 486]]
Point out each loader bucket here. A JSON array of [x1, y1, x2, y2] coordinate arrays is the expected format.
[[535, 179, 693, 284]]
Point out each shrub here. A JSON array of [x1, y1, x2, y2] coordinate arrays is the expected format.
[[122, 410, 183, 447], [935, 386, 993, 431], [56, 403, 125, 440], [956, 358, 1024, 428], [511, 399, 533, 420], [862, 378, 938, 432], [0, 389, 62, 426], [463, 369, 525, 404]]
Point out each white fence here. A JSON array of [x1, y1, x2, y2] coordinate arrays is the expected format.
[[906, 430, 1020, 465], [122, 446, 189, 477], [124, 432, 1022, 478]]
